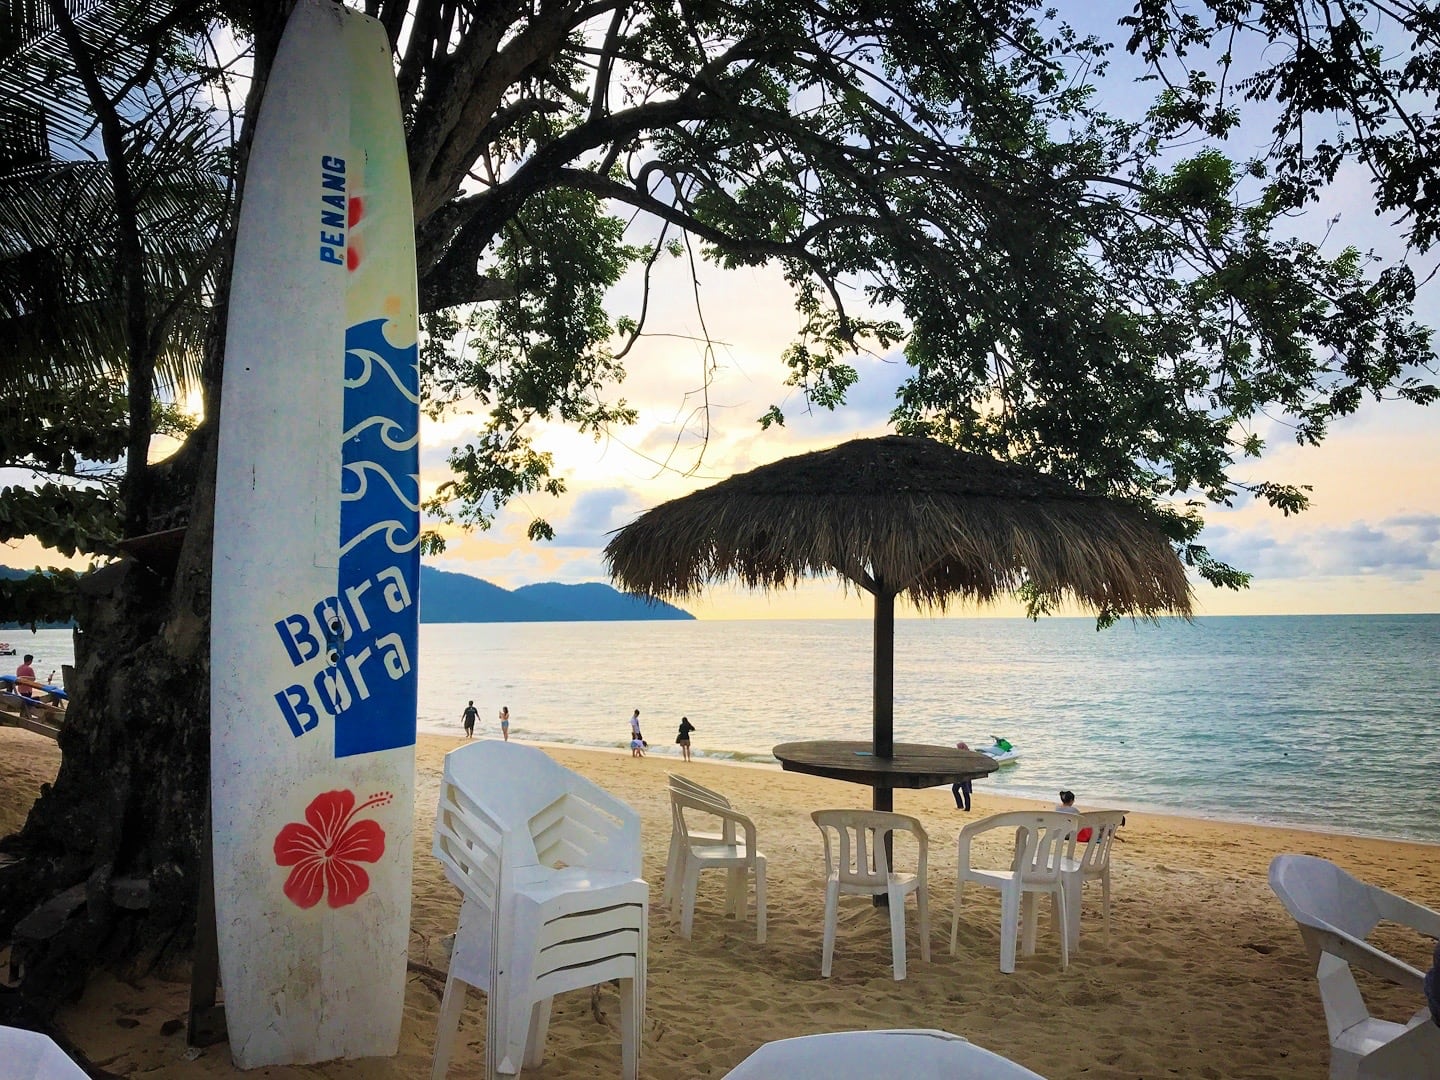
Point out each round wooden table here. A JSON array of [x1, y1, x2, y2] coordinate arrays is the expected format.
[[772, 740, 998, 794]]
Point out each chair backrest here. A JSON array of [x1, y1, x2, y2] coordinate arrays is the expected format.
[[1071, 810, 1126, 874], [812, 810, 927, 889], [1271, 853, 1390, 944], [668, 773, 731, 808], [434, 742, 640, 906], [0, 1027, 90, 1080], [960, 811, 1073, 886], [670, 789, 755, 849], [722, 1029, 1046, 1079]]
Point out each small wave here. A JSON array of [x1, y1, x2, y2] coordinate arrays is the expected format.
[[345, 344, 421, 405], [339, 518, 420, 558], [341, 414, 418, 452], [341, 461, 421, 510]]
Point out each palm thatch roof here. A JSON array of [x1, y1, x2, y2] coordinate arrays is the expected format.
[[605, 435, 1192, 618]]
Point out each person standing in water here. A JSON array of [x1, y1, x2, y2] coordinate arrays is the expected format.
[[16, 654, 36, 699], [952, 741, 973, 811], [676, 716, 696, 762], [498, 705, 510, 741], [460, 700, 478, 739]]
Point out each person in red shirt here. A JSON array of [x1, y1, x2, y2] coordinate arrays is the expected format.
[[16, 654, 36, 698]]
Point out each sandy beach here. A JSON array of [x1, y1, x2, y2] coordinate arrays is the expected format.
[[3, 727, 1435, 1078]]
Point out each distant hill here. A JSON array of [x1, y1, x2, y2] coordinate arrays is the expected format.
[[513, 581, 694, 621], [1, 564, 692, 626], [419, 566, 692, 623]]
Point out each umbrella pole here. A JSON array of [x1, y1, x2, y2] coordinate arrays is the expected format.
[[873, 586, 895, 907], [872, 584, 895, 784]]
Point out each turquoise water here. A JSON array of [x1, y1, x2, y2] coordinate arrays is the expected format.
[[16, 614, 1439, 843]]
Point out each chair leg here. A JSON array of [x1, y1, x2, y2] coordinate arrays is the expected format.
[[949, 879, 966, 956], [619, 976, 640, 1080], [663, 833, 680, 909], [430, 977, 469, 1080], [523, 997, 553, 1069], [753, 858, 767, 944], [1101, 872, 1112, 943], [1055, 887, 1069, 971], [821, 880, 839, 977], [727, 867, 745, 919], [999, 886, 1021, 974], [888, 885, 908, 980], [680, 862, 701, 939], [917, 883, 931, 963], [1021, 891, 1039, 956], [668, 847, 688, 915]]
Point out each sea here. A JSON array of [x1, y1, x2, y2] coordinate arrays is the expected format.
[[10, 613, 1439, 843]]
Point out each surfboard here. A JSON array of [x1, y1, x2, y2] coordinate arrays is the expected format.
[[210, 0, 418, 1066]]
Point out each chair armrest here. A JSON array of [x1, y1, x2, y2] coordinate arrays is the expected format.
[[1374, 891, 1440, 941], [706, 805, 757, 852], [1308, 925, 1426, 993], [675, 792, 756, 850]]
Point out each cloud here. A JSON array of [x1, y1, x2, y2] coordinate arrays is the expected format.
[[552, 487, 640, 548], [1203, 515, 1440, 581]]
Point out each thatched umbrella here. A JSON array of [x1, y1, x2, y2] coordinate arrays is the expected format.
[[604, 435, 1192, 809]]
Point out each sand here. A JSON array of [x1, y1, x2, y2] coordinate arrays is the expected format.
[[2, 728, 1434, 1078]]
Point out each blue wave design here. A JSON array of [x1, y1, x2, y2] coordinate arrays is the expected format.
[[338, 317, 419, 757]]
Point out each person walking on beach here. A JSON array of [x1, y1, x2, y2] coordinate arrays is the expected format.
[[460, 700, 478, 739], [630, 734, 646, 758], [629, 708, 645, 747], [676, 716, 696, 762], [952, 741, 973, 811], [499, 705, 510, 741]]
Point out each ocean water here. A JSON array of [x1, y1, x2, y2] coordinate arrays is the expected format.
[[12, 614, 1439, 843]]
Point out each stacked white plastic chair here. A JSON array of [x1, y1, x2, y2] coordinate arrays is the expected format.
[[812, 809, 929, 980], [951, 810, 1072, 973], [431, 741, 648, 1079], [664, 774, 732, 909], [723, 1028, 1047, 1079], [1269, 854, 1440, 1079], [669, 787, 766, 942], [1060, 808, 1126, 951]]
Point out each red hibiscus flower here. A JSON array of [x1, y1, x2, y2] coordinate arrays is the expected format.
[[273, 789, 391, 909]]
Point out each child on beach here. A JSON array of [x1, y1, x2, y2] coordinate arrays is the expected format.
[[630, 736, 645, 758], [1056, 789, 1092, 842], [499, 705, 510, 741]]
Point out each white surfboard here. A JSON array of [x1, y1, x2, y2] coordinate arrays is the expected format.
[[210, 0, 418, 1066]]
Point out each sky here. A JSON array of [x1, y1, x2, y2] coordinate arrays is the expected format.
[[6, 3, 1438, 620]]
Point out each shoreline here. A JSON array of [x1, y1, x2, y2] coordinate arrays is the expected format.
[[2, 726, 1435, 1078], [443, 731, 1440, 849]]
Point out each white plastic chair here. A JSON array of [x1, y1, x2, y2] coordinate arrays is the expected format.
[[0, 1028, 89, 1079], [431, 741, 648, 1079], [722, 1028, 1047, 1079], [812, 810, 930, 980], [1059, 809, 1126, 952], [664, 774, 733, 909], [1269, 854, 1440, 1079], [670, 789, 766, 942], [951, 810, 1072, 973]]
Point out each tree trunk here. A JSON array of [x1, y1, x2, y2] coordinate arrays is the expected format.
[[0, 424, 217, 1023], [0, 0, 294, 1027]]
